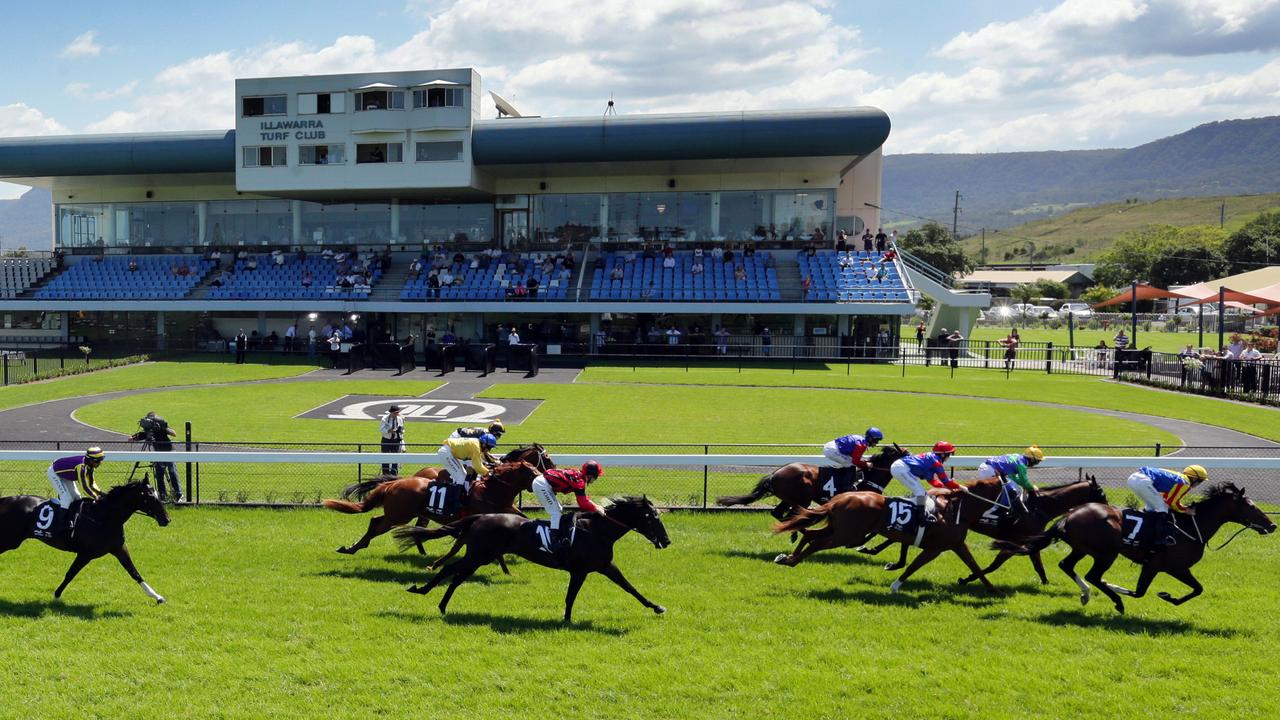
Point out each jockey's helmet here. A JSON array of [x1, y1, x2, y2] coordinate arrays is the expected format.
[[581, 460, 603, 480], [85, 447, 106, 466], [1024, 445, 1045, 465], [479, 433, 498, 449], [1183, 465, 1208, 484], [932, 440, 956, 456], [488, 420, 506, 437], [865, 427, 884, 444]]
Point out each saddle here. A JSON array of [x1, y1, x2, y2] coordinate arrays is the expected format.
[[31, 499, 80, 542]]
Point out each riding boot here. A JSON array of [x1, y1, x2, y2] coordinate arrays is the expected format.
[[553, 516, 574, 563]]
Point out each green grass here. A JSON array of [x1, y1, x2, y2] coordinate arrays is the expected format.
[[959, 192, 1280, 263], [0, 358, 321, 413], [966, 326, 1202, 354], [578, 364, 1280, 442], [1, 507, 1277, 719]]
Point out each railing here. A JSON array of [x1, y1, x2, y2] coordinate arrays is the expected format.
[[1117, 351, 1280, 406], [4, 444, 1279, 508], [896, 247, 955, 289]]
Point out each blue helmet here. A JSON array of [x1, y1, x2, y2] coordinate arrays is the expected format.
[[479, 433, 498, 448], [865, 427, 884, 442]]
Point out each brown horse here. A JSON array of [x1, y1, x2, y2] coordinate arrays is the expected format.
[[861, 475, 1108, 584], [995, 482, 1276, 614], [716, 444, 909, 520], [771, 479, 1007, 595], [322, 445, 553, 556]]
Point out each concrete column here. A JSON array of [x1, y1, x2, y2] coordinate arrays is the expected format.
[[156, 311, 166, 350], [838, 314, 851, 336], [102, 203, 117, 246], [598, 194, 609, 241], [710, 192, 721, 237], [390, 198, 401, 241], [710, 312, 722, 331], [291, 200, 303, 244], [257, 311, 268, 336], [197, 202, 209, 245], [793, 314, 805, 336]]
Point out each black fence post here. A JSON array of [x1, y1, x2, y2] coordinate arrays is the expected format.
[[356, 443, 363, 481], [2, 356, 7, 386], [60, 344, 65, 370], [702, 444, 709, 509], [983, 341, 990, 369], [1046, 342, 1053, 374], [184, 421, 193, 502]]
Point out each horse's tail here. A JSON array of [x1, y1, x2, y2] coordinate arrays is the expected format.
[[716, 473, 773, 507], [393, 514, 483, 549], [991, 520, 1062, 555], [322, 482, 388, 514], [772, 505, 829, 535], [341, 476, 393, 501]]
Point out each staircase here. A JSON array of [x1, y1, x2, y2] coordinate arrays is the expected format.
[[775, 256, 804, 302], [367, 253, 416, 301], [897, 248, 991, 338]]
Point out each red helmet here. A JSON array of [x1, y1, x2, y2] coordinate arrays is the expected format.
[[932, 441, 956, 454], [581, 460, 603, 479]]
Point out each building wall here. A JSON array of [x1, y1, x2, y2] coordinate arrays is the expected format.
[[836, 147, 882, 234]]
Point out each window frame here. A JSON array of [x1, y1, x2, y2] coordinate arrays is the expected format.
[[412, 87, 465, 109], [242, 95, 287, 117], [355, 89, 405, 112], [299, 144, 346, 166], [415, 141, 464, 162], [355, 142, 403, 164], [242, 145, 288, 168]]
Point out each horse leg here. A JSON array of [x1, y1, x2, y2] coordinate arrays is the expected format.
[[111, 545, 165, 604], [408, 558, 460, 595], [1029, 550, 1050, 585], [959, 550, 1014, 585], [774, 527, 833, 566], [1083, 552, 1126, 614], [857, 537, 894, 556], [429, 535, 467, 570], [882, 542, 910, 572], [412, 515, 431, 555], [1112, 564, 1159, 598], [53, 553, 92, 599], [497, 556, 512, 575], [1156, 566, 1204, 606], [437, 557, 488, 615], [599, 562, 666, 616], [889, 547, 941, 594], [1058, 549, 1091, 605], [337, 515, 394, 555], [563, 571, 588, 624], [951, 542, 999, 595]]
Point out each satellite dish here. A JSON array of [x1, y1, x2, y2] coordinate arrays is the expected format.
[[489, 91, 523, 118]]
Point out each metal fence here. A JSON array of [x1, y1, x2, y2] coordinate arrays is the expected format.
[[1117, 351, 1280, 406], [0, 342, 154, 385], [4, 443, 1278, 508]]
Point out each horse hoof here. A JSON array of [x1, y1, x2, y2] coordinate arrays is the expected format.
[[438, 604, 448, 615], [883, 562, 903, 572], [1114, 603, 1125, 615], [1157, 592, 1174, 603], [155, 596, 167, 605], [773, 553, 790, 565], [653, 605, 667, 615], [856, 546, 876, 555], [890, 580, 903, 594], [336, 547, 353, 555], [406, 585, 425, 594], [957, 575, 972, 585]]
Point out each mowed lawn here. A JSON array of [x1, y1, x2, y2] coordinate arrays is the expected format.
[[966, 325, 1207, 354], [0, 508, 1276, 719]]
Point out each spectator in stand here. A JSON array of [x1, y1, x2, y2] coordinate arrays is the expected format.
[[128, 259, 139, 272], [408, 257, 422, 280], [1113, 329, 1130, 351], [526, 276, 540, 299], [1178, 344, 1200, 360], [839, 252, 855, 268], [734, 265, 747, 283], [211, 269, 226, 287], [875, 228, 887, 252], [874, 263, 888, 283], [715, 325, 730, 355], [438, 267, 454, 287], [328, 332, 344, 369], [946, 328, 965, 369], [693, 245, 704, 258], [245, 257, 258, 272], [563, 254, 575, 272], [237, 249, 249, 261], [296, 247, 307, 262], [862, 230, 874, 252], [508, 325, 522, 345], [889, 230, 899, 246], [710, 245, 725, 261], [301, 270, 313, 288], [812, 227, 825, 245], [691, 260, 704, 275], [1226, 334, 1245, 358], [662, 254, 677, 270], [272, 250, 285, 266], [1241, 342, 1263, 393], [284, 323, 297, 353], [666, 326, 682, 345], [210, 249, 222, 265], [744, 243, 756, 258], [426, 271, 441, 298], [802, 275, 812, 298], [882, 248, 897, 263], [642, 245, 657, 260], [321, 248, 334, 260], [662, 245, 674, 259], [836, 231, 848, 252], [805, 244, 817, 258], [723, 247, 736, 264], [610, 265, 625, 281], [453, 251, 466, 266], [760, 326, 773, 355]]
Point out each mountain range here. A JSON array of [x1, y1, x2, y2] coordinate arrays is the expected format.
[[4, 116, 1280, 249]]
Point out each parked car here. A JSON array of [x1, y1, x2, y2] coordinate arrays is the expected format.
[[1028, 305, 1058, 319], [1057, 302, 1093, 319]]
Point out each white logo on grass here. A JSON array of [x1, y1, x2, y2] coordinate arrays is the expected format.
[[327, 398, 507, 423]]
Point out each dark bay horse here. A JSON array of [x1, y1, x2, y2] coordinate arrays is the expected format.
[[716, 444, 909, 519], [996, 482, 1276, 613], [772, 480, 1007, 595], [394, 496, 671, 623], [860, 475, 1108, 584], [322, 447, 550, 556], [0, 481, 171, 603]]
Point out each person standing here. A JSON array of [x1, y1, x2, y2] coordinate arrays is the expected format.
[[760, 326, 772, 356], [946, 328, 965, 369], [284, 323, 297, 353], [328, 331, 344, 369], [136, 411, 181, 502], [234, 329, 248, 364], [379, 405, 405, 476], [307, 324, 317, 358]]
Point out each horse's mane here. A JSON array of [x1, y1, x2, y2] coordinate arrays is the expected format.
[[1196, 482, 1243, 504], [1037, 479, 1089, 492], [603, 496, 650, 513], [101, 481, 150, 502]]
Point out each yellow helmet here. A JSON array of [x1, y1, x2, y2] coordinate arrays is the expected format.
[[1024, 445, 1045, 463], [85, 446, 106, 460], [1183, 465, 1208, 483]]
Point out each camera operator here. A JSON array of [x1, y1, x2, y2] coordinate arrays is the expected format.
[[133, 410, 182, 502]]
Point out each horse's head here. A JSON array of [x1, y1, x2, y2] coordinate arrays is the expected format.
[[102, 480, 170, 527], [871, 443, 910, 468], [604, 496, 670, 549], [1199, 483, 1276, 535], [501, 444, 555, 472], [1084, 474, 1108, 504]]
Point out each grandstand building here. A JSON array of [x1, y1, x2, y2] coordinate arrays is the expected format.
[[0, 68, 981, 356]]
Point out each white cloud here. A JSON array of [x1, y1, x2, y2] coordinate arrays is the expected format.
[[0, 103, 69, 136], [65, 81, 138, 101], [60, 30, 102, 59]]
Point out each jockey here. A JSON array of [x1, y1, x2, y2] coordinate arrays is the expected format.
[[889, 441, 961, 524], [822, 427, 884, 475], [47, 447, 106, 509], [530, 461, 604, 556], [976, 445, 1045, 520], [435, 434, 497, 489], [1126, 464, 1208, 547], [448, 420, 506, 463]]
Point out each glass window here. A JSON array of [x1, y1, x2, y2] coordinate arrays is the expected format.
[[413, 87, 465, 108], [415, 141, 464, 162], [242, 95, 286, 117], [400, 203, 494, 245], [356, 143, 402, 164], [299, 144, 346, 165], [57, 202, 198, 248], [242, 146, 286, 168], [533, 194, 601, 243], [299, 92, 343, 115], [355, 90, 404, 111], [208, 200, 293, 246], [717, 190, 833, 243], [300, 202, 392, 245]]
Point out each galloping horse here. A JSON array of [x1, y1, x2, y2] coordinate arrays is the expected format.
[[0, 481, 171, 603], [394, 496, 670, 623], [995, 482, 1275, 613], [322, 445, 553, 556], [772, 479, 1007, 595], [716, 444, 909, 519], [860, 475, 1108, 585]]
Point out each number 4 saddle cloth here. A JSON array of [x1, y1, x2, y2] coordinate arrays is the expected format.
[[814, 466, 858, 504]]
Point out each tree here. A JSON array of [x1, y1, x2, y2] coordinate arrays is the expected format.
[[1222, 211, 1280, 275], [1080, 284, 1117, 306], [899, 222, 975, 277], [1094, 224, 1226, 288]]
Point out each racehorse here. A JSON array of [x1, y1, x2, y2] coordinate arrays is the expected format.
[[394, 496, 670, 623], [716, 444, 909, 519], [0, 481, 171, 603], [860, 475, 1108, 585], [322, 445, 553, 556], [995, 482, 1275, 614], [772, 479, 1007, 595]]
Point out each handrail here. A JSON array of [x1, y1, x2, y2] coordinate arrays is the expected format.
[[896, 247, 955, 289]]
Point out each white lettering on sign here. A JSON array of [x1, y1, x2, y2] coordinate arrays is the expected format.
[[326, 398, 507, 424]]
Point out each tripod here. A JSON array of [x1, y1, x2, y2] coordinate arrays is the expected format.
[[126, 439, 154, 483]]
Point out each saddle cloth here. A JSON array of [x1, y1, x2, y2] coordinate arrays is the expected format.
[[424, 481, 466, 516], [815, 466, 858, 503], [31, 500, 71, 542], [1120, 509, 1163, 548], [885, 497, 918, 533]]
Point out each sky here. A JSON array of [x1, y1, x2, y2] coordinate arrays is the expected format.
[[2, 0, 1280, 198]]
